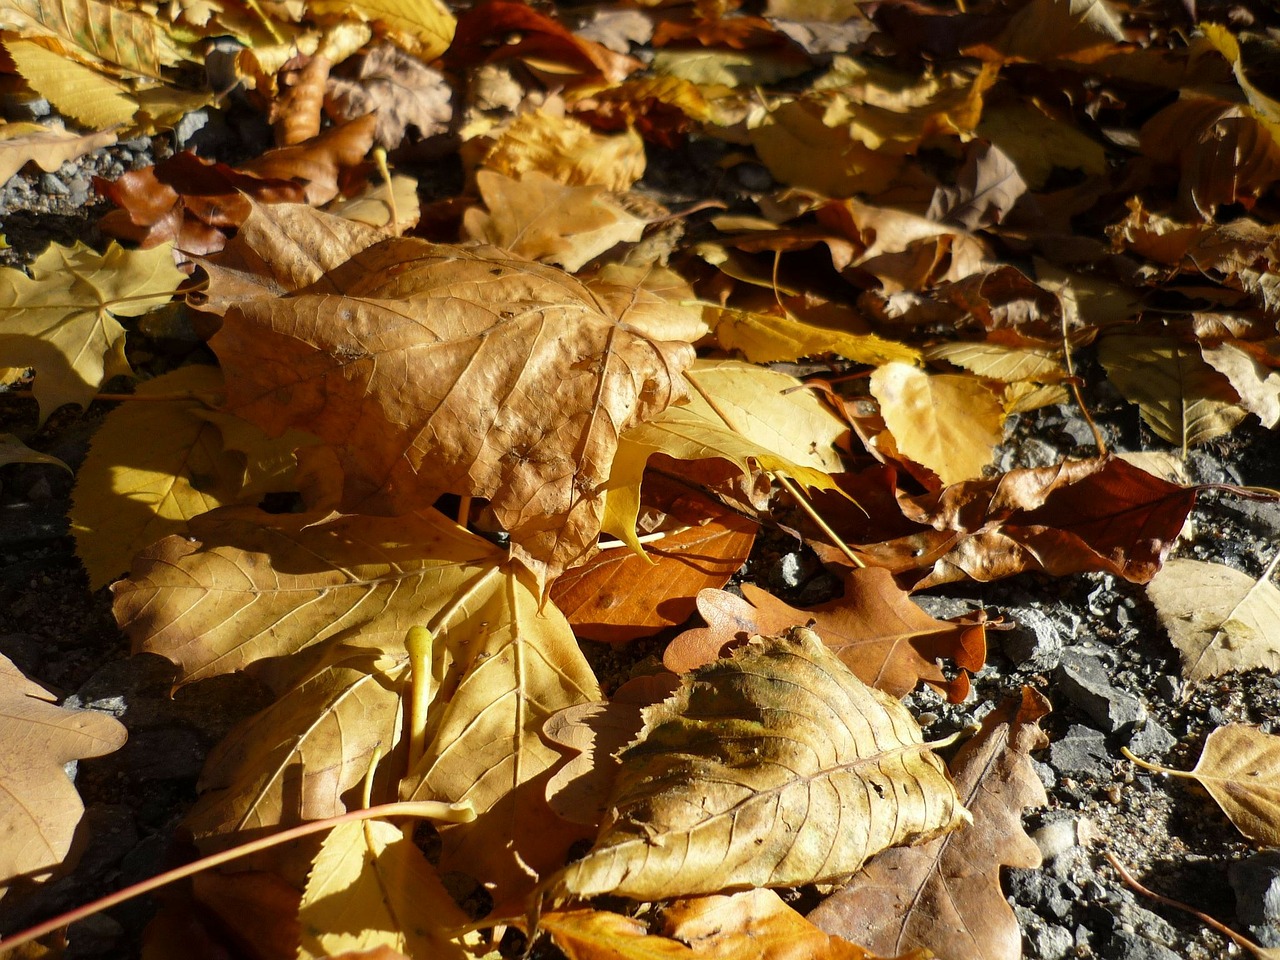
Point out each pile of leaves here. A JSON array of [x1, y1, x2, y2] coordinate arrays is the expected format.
[[3, 0, 1280, 956]]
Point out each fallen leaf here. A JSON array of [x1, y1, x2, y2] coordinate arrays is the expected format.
[[926, 140, 1027, 231], [1203, 341, 1280, 428], [582, 264, 709, 343], [977, 102, 1107, 190], [544, 627, 969, 903], [5, 39, 137, 130], [297, 819, 469, 960], [308, 0, 455, 62], [0, 653, 127, 895], [663, 567, 986, 702], [0, 0, 186, 79], [983, 0, 1124, 62], [923, 341, 1065, 384], [0, 120, 116, 186], [462, 170, 648, 273], [0, 433, 69, 471], [208, 237, 694, 579], [809, 688, 1050, 960], [479, 108, 647, 192], [869, 362, 1006, 485], [1127, 724, 1280, 845], [0, 240, 184, 421], [325, 41, 453, 149], [710, 305, 921, 367], [1098, 334, 1246, 452], [1147, 558, 1280, 683]]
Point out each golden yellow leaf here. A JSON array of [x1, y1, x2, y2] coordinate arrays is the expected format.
[[1147, 558, 1280, 683], [986, 0, 1124, 62], [0, 653, 127, 895], [5, 39, 136, 129], [0, 119, 116, 185], [307, 0, 454, 62], [1097, 334, 1247, 452], [978, 102, 1107, 189], [0, 0, 186, 78], [479, 109, 646, 192], [297, 819, 469, 960], [1127, 724, 1280, 845], [582, 264, 709, 344], [463, 170, 647, 273], [603, 360, 845, 553], [0, 240, 184, 421], [869, 362, 1005, 485], [544, 627, 968, 902], [923, 341, 1065, 383], [69, 366, 274, 591], [712, 305, 920, 366], [326, 173, 421, 231]]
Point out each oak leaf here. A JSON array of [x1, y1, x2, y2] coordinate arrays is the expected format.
[[0, 239, 184, 421], [1127, 725, 1280, 845], [1146, 558, 1280, 682], [462, 170, 648, 273], [325, 41, 452, 149], [208, 237, 694, 579], [0, 653, 127, 895], [663, 567, 985, 702], [543, 627, 969, 903], [809, 688, 1050, 960], [297, 819, 469, 960]]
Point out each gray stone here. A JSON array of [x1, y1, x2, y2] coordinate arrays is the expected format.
[[1027, 923, 1074, 960], [1154, 674, 1181, 702], [174, 108, 210, 149], [1106, 929, 1181, 960], [1230, 851, 1280, 947], [1047, 724, 1111, 780], [39, 173, 68, 196], [1128, 719, 1177, 757], [1001, 607, 1065, 671], [1055, 648, 1147, 732], [1060, 416, 1099, 448]]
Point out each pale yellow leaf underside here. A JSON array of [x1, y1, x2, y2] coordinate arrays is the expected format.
[[6, 39, 136, 130]]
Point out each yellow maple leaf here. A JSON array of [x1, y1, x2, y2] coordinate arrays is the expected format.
[[0, 240, 185, 421]]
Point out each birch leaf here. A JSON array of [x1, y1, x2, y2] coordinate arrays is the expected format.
[[0, 0, 186, 77], [5, 39, 136, 130], [544, 627, 968, 903]]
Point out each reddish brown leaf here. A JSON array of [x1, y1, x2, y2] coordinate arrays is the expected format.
[[663, 567, 985, 702], [808, 689, 1050, 960]]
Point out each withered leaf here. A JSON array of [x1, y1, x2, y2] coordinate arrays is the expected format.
[[208, 238, 694, 579], [664, 568, 985, 702], [544, 627, 969, 903], [324, 41, 452, 149], [809, 688, 1050, 960]]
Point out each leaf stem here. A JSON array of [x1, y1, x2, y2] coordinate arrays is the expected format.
[[406, 626, 434, 774], [1119, 745, 1194, 779], [1059, 305, 1106, 455], [0, 799, 475, 956]]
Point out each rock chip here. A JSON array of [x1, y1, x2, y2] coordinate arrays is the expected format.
[[1055, 648, 1146, 732], [1106, 929, 1181, 960], [1230, 851, 1280, 947], [1001, 607, 1066, 671], [1047, 724, 1111, 780]]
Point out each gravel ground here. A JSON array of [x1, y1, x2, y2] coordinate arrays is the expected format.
[[3, 123, 1280, 960]]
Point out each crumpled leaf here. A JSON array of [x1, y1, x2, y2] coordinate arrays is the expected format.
[[543, 627, 969, 903], [664, 567, 985, 702], [809, 688, 1050, 960], [0, 652, 128, 896], [1203, 340, 1280, 428], [462, 170, 647, 273], [478, 108, 647, 192], [297, 819, 469, 960], [926, 140, 1027, 231], [0, 239, 184, 421], [325, 41, 453, 149], [1098, 334, 1246, 452], [1147, 558, 1280, 683], [208, 237, 694, 580], [1127, 724, 1280, 845], [869, 362, 1006, 485]]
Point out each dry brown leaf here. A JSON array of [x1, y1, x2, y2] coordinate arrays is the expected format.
[[478, 108, 647, 192], [926, 140, 1028, 231], [869, 362, 1006, 485], [1203, 341, 1280, 428], [462, 170, 648, 273], [1147, 558, 1280, 683], [1127, 724, 1280, 845], [0, 653, 127, 896], [582, 264, 709, 343], [0, 120, 116, 185], [664, 567, 985, 702], [208, 238, 694, 580], [325, 41, 453, 149], [544, 627, 969, 903], [809, 688, 1050, 960]]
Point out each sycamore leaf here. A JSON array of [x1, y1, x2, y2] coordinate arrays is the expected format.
[[1203, 341, 1280, 428], [711, 305, 921, 367], [538, 889, 924, 960], [1098, 335, 1246, 452], [603, 360, 845, 553], [870, 362, 1005, 485], [462, 170, 647, 273], [297, 819, 469, 960], [0, 653, 127, 895], [1128, 724, 1280, 845], [308, 0, 455, 62], [664, 568, 986, 702], [809, 688, 1050, 960], [5, 39, 137, 130], [0, 240, 184, 421], [70, 366, 291, 591], [0, 0, 186, 78], [207, 237, 693, 581], [325, 41, 452, 150], [0, 433, 69, 471], [0, 120, 116, 185], [582, 264, 708, 343], [479, 109, 647, 193], [1147, 558, 1280, 683], [544, 627, 969, 903]]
